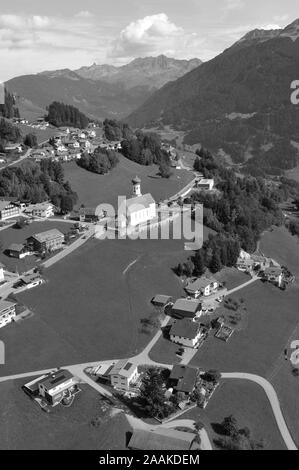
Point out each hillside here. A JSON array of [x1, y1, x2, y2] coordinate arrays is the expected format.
[[5, 56, 201, 122], [127, 20, 299, 173]]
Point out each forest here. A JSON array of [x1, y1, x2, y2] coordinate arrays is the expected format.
[[77, 148, 119, 175], [46, 102, 89, 129], [0, 160, 78, 213], [177, 147, 299, 276]]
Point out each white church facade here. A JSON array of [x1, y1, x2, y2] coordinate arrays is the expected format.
[[118, 177, 156, 230]]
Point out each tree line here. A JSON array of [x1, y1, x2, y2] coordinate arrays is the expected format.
[[46, 101, 89, 129], [0, 159, 78, 213], [77, 148, 119, 175]]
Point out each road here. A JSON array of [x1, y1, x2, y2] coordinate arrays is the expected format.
[[1, 148, 32, 170], [224, 275, 259, 296], [222, 373, 297, 451]]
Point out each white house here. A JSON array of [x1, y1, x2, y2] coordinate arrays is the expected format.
[[118, 177, 156, 230], [185, 276, 219, 298], [170, 318, 204, 348], [108, 359, 139, 391], [196, 179, 214, 190], [24, 202, 54, 218], [0, 300, 17, 329]]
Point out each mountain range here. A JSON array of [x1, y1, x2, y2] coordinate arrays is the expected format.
[[5, 55, 201, 121], [127, 20, 299, 172]]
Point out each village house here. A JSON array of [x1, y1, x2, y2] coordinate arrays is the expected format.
[[4, 143, 23, 153], [169, 365, 199, 397], [169, 318, 204, 348], [128, 427, 200, 451], [27, 228, 65, 253], [0, 201, 20, 221], [20, 273, 43, 289], [108, 359, 139, 391], [118, 177, 156, 230], [264, 267, 283, 287], [24, 202, 55, 218], [171, 298, 202, 319], [0, 299, 17, 329], [236, 257, 255, 273], [196, 178, 214, 190], [34, 369, 79, 407], [78, 207, 103, 223], [185, 275, 219, 298], [7, 243, 31, 259]]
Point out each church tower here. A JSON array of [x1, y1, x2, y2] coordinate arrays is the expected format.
[[132, 176, 142, 197]]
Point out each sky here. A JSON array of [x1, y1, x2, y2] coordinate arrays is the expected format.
[[0, 0, 298, 81]]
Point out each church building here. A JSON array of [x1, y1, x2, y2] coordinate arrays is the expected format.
[[118, 177, 156, 230]]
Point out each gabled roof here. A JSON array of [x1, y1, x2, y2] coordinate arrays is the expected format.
[[128, 427, 195, 450], [0, 201, 15, 211], [30, 228, 64, 243], [170, 365, 198, 394], [125, 194, 155, 214], [8, 243, 25, 252], [185, 275, 217, 292], [152, 294, 172, 305], [170, 318, 201, 340], [38, 369, 74, 391], [172, 298, 202, 314], [0, 299, 17, 311]]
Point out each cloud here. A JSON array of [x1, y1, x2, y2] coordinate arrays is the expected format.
[[110, 13, 202, 60], [75, 11, 94, 18], [224, 0, 244, 10], [0, 13, 109, 81]]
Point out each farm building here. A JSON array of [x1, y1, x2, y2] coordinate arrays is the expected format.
[[151, 295, 173, 308], [7, 243, 31, 259], [128, 427, 199, 450], [171, 298, 202, 319]]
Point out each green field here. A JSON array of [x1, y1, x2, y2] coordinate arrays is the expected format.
[[260, 226, 299, 278], [182, 379, 286, 450], [0, 220, 71, 273], [63, 157, 194, 208], [0, 234, 192, 375], [0, 378, 132, 450]]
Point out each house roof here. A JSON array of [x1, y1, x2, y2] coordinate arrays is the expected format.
[[172, 298, 202, 314], [170, 365, 198, 394], [152, 295, 172, 305], [185, 275, 217, 293], [264, 267, 282, 276], [108, 359, 136, 378], [8, 243, 25, 252], [21, 273, 41, 284], [128, 427, 195, 450], [37, 369, 74, 391], [0, 299, 17, 312], [0, 201, 14, 211], [170, 318, 201, 340], [31, 228, 64, 244]]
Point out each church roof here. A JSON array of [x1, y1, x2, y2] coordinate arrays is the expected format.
[[125, 193, 155, 213]]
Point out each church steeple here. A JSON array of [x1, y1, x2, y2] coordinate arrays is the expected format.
[[132, 176, 141, 197]]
